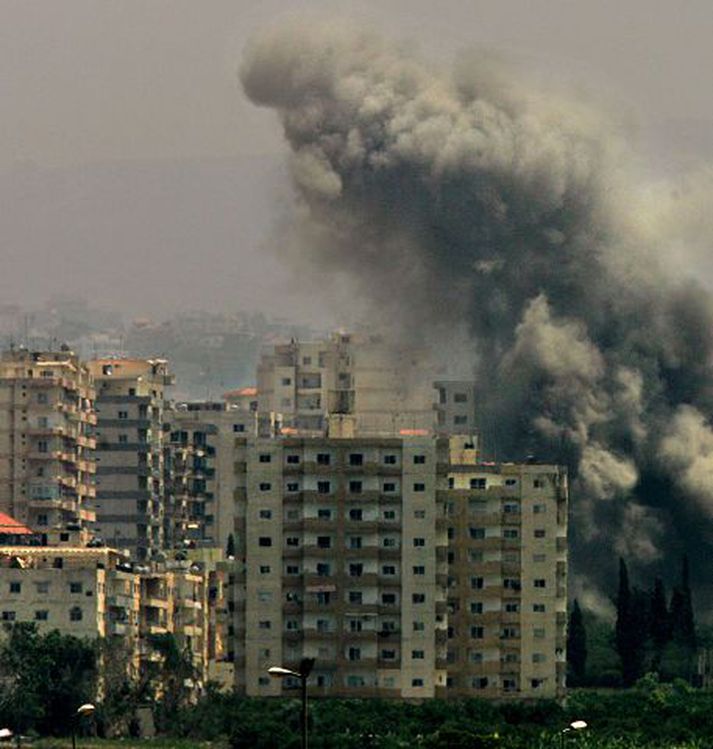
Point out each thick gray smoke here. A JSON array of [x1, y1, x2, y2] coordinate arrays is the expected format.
[[241, 20, 713, 604]]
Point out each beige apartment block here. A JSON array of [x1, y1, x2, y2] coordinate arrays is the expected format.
[[0, 348, 97, 544], [443, 459, 568, 700], [230, 435, 449, 698], [227, 433, 568, 701], [88, 358, 174, 561], [166, 402, 248, 552], [256, 333, 436, 437], [0, 546, 139, 644]]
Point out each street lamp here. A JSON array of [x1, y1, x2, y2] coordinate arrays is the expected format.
[[71, 703, 96, 749], [268, 657, 315, 749], [559, 720, 587, 749]]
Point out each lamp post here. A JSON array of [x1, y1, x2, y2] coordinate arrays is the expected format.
[[71, 703, 96, 749], [268, 657, 315, 749], [559, 720, 587, 749]]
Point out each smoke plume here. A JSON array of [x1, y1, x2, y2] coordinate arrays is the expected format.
[[241, 20, 713, 603]]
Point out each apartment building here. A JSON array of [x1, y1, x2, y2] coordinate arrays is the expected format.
[[256, 333, 436, 437], [230, 435, 450, 698], [0, 348, 97, 544], [434, 381, 477, 437], [228, 433, 568, 701], [443, 460, 568, 699], [165, 402, 248, 552], [88, 358, 174, 561]]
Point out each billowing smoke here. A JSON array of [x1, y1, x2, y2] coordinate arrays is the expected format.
[[241, 20, 713, 604]]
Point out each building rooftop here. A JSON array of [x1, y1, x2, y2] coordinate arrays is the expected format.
[[0, 512, 33, 535]]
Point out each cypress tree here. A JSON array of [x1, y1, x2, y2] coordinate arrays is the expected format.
[[671, 555, 696, 648], [650, 577, 670, 648], [615, 557, 644, 685], [226, 533, 236, 559], [567, 599, 587, 685]]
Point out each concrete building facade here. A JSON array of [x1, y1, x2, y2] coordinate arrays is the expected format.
[[0, 348, 96, 544], [88, 358, 174, 561]]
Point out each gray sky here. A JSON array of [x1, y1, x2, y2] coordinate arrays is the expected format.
[[2, 0, 713, 321]]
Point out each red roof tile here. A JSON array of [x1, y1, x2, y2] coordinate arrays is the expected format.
[[0, 512, 33, 535]]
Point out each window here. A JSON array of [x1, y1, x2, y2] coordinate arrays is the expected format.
[[316, 453, 331, 465], [349, 536, 362, 549], [259, 454, 271, 463], [503, 529, 519, 539], [286, 565, 299, 575], [413, 455, 426, 464], [534, 478, 545, 488], [382, 537, 397, 548], [9, 582, 21, 594], [534, 628, 546, 639], [470, 602, 483, 614], [233, 424, 245, 433], [505, 602, 520, 613], [318, 508, 332, 520], [259, 509, 272, 519], [503, 502, 520, 513], [414, 509, 426, 519], [317, 536, 331, 549], [504, 578, 521, 590], [118, 410, 128, 420], [454, 415, 468, 425], [501, 627, 519, 639], [258, 537, 272, 547], [471, 577, 484, 590], [381, 565, 396, 575], [469, 498, 487, 513], [259, 565, 271, 574], [2, 611, 16, 621], [349, 453, 364, 466], [411, 679, 424, 687], [533, 653, 547, 663], [412, 593, 425, 604], [383, 454, 397, 465], [503, 678, 517, 692], [534, 503, 546, 513], [259, 482, 271, 491], [412, 650, 425, 660], [534, 529, 546, 538], [286, 619, 299, 631], [505, 478, 518, 486], [469, 527, 485, 540], [383, 510, 396, 520], [286, 537, 299, 547], [317, 481, 331, 494], [470, 626, 484, 639], [316, 563, 331, 576], [349, 563, 363, 577], [533, 553, 547, 563], [470, 651, 484, 663], [383, 482, 396, 493], [37, 440, 48, 453], [348, 591, 362, 604], [534, 579, 547, 588], [286, 482, 299, 493], [70, 607, 83, 622], [36, 582, 49, 593], [381, 649, 396, 660], [258, 620, 271, 630], [413, 621, 425, 632], [348, 647, 361, 661], [413, 565, 425, 575], [349, 508, 363, 521], [413, 483, 425, 492], [35, 610, 49, 621], [382, 593, 397, 605], [413, 538, 425, 547], [37, 392, 48, 404], [286, 454, 300, 464], [349, 480, 362, 494], [281, 377, 292, 386], [533, 603, 546, 613], [69, 582, 82, 594]]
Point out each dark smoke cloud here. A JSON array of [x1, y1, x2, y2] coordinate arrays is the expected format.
[[241, 20, 713, 604]]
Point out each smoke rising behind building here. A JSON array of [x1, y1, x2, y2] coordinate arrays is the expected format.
[[240, 19, 713, 605]]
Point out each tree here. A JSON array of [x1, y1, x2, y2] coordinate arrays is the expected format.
[[670, 555, 696, 649], [615, 558, 645, 685], [226, 533, 236, 559], [567, 599, 587, 685], [650, 577, 670, 649]]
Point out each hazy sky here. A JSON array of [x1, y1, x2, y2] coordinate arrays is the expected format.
[[2, 0, 713, 321]]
